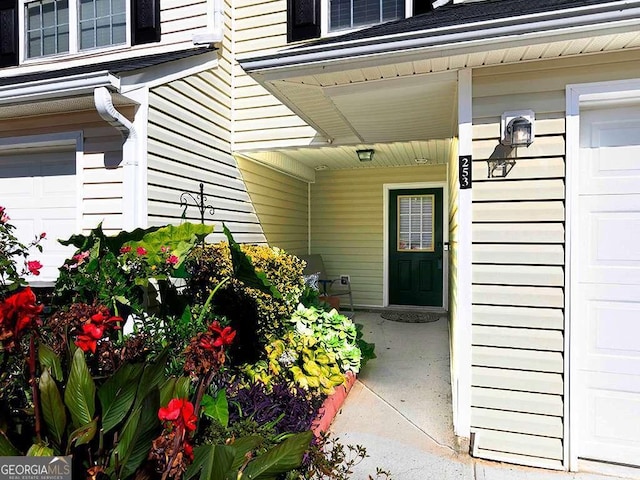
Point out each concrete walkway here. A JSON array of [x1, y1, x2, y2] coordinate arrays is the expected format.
[[329, 312, 640, 480]]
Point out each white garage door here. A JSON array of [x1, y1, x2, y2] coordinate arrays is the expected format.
[[575, 104, 640, 466], [0, 148, 77, 282]]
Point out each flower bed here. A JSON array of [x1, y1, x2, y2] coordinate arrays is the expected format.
[[0, 208, 377, 479]]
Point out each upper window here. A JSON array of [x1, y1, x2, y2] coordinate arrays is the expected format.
[[287, 0, 429, 43], [24, 0, 126, 59], [329, 0, 404, 32], [25, 0, 69, 57], [79, 0, 126, 50], [0, 0, 159, 67]]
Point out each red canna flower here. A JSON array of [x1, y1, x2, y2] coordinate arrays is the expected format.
[[0, 287, 43, 340], [27, 260, 42, 276], [183, 442, 194, 461], [82, 322, 105, 339], [119, 246, 132, 254], [75, 335, 98, 353], [136, 246, 147, 256], [166, 254, 179, 265], [90, 312, 107, 324], [158, 398, 197, 432], [208, 322, 236, 347], [74, 308, 121, 354]]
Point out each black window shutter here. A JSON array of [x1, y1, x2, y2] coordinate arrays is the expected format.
[[0, 0, 17, 67], [413, 0, 433, 16], [132, 0, 161, 45], [287, 0, 320, 43]]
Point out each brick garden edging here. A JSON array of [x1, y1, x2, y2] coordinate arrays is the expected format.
[[311, 371, 357, 437]]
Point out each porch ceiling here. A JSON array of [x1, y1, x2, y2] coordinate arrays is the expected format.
[[241, 138, 454, 182], [269, 71, 458, 145]]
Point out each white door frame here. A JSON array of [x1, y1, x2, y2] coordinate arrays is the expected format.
[[382, 181, 449, 309], [565, 78, 640, 472]]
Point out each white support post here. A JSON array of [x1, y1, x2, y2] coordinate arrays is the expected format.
[[454, 67, 473, 439]]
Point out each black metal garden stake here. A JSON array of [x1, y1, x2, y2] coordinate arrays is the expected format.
[[179, 182, 215, 225]]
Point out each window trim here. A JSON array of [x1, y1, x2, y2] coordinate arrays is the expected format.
[[320, 0, 413, 37], [18, 0, 131, 64]]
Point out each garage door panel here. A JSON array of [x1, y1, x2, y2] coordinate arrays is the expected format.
[[0, 149, 77, 282], [579, 389, 640, 465], [578, 195, 640, 284], [580, 109, 640, 195], [576, 104, 640, 466]]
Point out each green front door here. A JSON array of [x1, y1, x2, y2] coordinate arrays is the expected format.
[[388, 188, 444, 306]]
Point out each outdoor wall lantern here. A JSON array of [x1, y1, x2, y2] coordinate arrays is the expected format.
[[487, 110, 535, 178], [356, 149, 375, 162]]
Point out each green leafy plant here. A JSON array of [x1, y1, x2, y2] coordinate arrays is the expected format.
[[186, 430, 313, 480], [290, 305, 363, 373], [53, 222, 212, 315], [244, 331, 345, 395]]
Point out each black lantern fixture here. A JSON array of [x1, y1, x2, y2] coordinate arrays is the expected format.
[[501, 110, 535, 148], [505, 117, 533, 147], [488, 110, 535, 178]]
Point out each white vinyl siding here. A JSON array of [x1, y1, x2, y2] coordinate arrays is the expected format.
[[147, 67, 266, 244], [311, 164, 446, 307], [469, 49, 640, 468], [232, 0, 317, 151], [235, 156, 309, 255]]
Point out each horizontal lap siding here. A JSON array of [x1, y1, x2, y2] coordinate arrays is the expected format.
[[471, 68, 566, 467], [148, 17, 266, 245], [0, 111, 126, 235], [235, 157, 308, 255], [311, 165, 446, 307], [469, 50, 640, 468], [233, 0, 317, 150]]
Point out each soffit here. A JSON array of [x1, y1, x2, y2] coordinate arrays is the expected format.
[[256, 31, 640, 148], [244, 139, 454, 182], [269, 71, 458, 145], [0, 93, 135, 119]]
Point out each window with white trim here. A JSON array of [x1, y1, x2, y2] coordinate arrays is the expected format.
[[79, 0, 126, 50], [25, 0, 69, 57], [287, 0, 430, 42], [24, 0, 126, 59]]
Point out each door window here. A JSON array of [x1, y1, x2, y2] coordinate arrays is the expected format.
[[397, 194, 434, 252]]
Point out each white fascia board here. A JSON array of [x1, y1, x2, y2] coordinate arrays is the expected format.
[[118, 50, 218, 93], [240, 1, 640, 76], [0, 71, 120, 105]]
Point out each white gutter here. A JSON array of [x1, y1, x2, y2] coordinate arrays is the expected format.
[[0, 71, 119, 105], [240, 1, 640, 74], [94, 86, 140, 231]]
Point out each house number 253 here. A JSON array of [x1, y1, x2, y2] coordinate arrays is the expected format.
[[459, 155, 472, 189]]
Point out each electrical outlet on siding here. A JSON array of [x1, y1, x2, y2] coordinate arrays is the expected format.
[[340, 275, 350, 285]]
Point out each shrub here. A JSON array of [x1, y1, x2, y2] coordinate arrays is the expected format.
[[187, 243, 306, 363]]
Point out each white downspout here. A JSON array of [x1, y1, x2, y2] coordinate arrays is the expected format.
[[192, 0, 224, 45], [94, 86, 138, 231]]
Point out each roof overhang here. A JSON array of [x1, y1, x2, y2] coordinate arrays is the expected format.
[[238, 0, 640, 159], [0, 47, 217, 118], [241, 1, 640, 76]]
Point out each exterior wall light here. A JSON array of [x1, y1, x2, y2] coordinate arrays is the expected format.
[[501, 110, 535, 147], [487, 110, 535, 178], [356, 149, 374, 162]]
